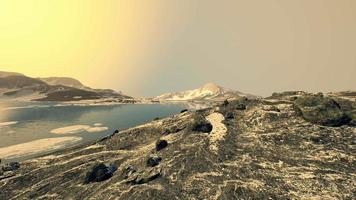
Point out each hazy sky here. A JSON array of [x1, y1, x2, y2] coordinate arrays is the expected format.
[[0, 0, 355, 97]]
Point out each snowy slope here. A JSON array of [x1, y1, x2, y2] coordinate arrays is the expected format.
[[154, 83, 253, 101]]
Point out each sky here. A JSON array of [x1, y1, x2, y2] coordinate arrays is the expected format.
[[0, 0, 355, 97]]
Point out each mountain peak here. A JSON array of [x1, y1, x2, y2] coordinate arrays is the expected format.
[[201, 83, 221, 93]]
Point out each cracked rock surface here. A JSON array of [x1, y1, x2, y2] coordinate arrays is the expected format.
[[0, 92, 355, 199]]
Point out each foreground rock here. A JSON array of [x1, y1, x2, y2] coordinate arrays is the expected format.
[[0, 93, 355, 199], [294, 94, 351, 126], [84, 163, 117, 184]]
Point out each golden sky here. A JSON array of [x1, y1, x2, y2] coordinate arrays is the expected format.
[[1, 0, 356, 97]]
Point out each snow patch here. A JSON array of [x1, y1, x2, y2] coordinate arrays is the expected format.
[[0, 137, 82, 159], [206, 112, 227, 153], [0, 121, 18, 127], [87, 127, 108, 133], [50, 124, 108, 134]]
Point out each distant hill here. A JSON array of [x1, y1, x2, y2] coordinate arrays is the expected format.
[[39, 77, 86, 89], [154, 83, 255, 101], [0, 71, 24, 78], [0, 71, 132, 101]]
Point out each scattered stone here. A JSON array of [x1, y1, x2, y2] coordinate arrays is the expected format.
[[155, 139, 168, 151], [124, 165, 136, 179], [84, 163, 117, 184], [294, 95, 351, 126], [0, 171, 15, 180], [263, 105, 280, 112], [235, 103, 246, 110], [180, 109, 188, 113], [147, 155, 162, 167], [127, 168, 162, 185], [225, 112, 234, 119], [222, 99, 229, 106], [2, 162, 20, 172], [162, 126, 185, 134], [352, 139, 356, 145]]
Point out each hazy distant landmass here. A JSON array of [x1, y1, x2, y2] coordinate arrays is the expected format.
[[0, 71, 132, 102]]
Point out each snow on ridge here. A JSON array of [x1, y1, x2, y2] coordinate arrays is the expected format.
[[155, 83, 247, 101]]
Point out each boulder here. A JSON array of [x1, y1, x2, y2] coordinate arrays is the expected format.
[[84, 163, 117, 184], [147, 155, 162, 167], [2, 162, 20, 171], [156, 140, 168, 151], [229, 98, 248, 110], [294, 95, 351, 127], [191, 119, 213, 133]]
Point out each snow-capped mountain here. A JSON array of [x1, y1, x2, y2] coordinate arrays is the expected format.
[[154, 83, 253, 101]]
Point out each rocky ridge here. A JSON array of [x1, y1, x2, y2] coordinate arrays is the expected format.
[[0, 91, 355, 199]]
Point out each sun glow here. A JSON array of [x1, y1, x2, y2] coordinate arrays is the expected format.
[[0, 1, 156, 89]]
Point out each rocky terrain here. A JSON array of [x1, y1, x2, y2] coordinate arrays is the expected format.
[[0, 91, 355, 199], [0, 71, 132, 101]]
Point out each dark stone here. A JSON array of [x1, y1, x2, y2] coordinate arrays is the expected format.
[[113, 129, 119, 134], [191, 120, 213, 133], [236, 103, 246, 110], [180, 109, 188, 113], [294, 95, 351, 126], [153, 117, 160, 121], [147, 155, 162, 167], [2, 162, 20, 171], [84, 163, 117, 184], [222, 99, 229, 106], [156, 140, 168, 151]]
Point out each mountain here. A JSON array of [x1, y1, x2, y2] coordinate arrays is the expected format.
[[154, 83, 254, 101], [0, 71, 132, 101], [0, 92, 354, 199]]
